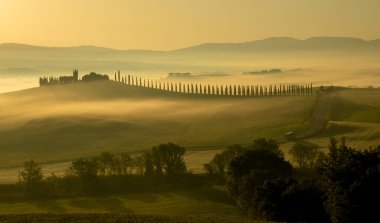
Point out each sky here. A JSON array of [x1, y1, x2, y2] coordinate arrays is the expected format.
[[0, 0, 379, 50]]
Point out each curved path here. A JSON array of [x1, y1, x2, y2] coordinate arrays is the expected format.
[[296, 91, 335, 139]]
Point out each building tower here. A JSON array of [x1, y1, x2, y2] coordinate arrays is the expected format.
[[73, 69, 79, 81]]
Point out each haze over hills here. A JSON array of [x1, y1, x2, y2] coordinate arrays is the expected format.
[[0, 36, 379, 93], [0, 36, 379, 74]]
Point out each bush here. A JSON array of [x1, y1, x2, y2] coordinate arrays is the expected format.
[[319, 140, 380, 223]]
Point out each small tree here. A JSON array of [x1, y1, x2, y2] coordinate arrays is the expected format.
[[228, 149, 292, 199], [144, 152, 154, 176], [204, 144, 245, 176], [152, 142, 187, 176], [70, 158, 98, 193], [133, 155, 145, 175], [248, 138, 283, 158], [21, 160, 43, 194], [97, 152, 115, 175], [289, 142, 319, 168]]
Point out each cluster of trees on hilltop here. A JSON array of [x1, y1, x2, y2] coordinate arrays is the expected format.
[[205, 137, 380, 223]]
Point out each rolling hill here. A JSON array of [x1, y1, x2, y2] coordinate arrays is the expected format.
[[0, 81, 316, 168], [0, 82, 379, 181]]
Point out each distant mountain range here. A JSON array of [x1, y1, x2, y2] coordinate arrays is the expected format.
[[1, 37, 380, 54], [0, 37, 379, 74]]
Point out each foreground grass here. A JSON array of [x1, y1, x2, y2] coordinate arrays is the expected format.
[[0, 213, 250, 223], [0, 184, 247, 221]]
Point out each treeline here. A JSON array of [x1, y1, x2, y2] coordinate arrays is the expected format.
[[14, 143, 192, 198], [115, 72, 313, 97], [204, 137, 380, 223]]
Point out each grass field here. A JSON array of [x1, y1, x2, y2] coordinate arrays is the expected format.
[[303, 88, 380, 150], [0, 83, 379, 221], [0, 83, 379, 179], [0, 214, 251, 223], [0, 184, 247, 221], [0, 81, 316, 168]]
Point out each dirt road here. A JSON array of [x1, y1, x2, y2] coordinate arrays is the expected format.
[[296, 91, 335, 139]]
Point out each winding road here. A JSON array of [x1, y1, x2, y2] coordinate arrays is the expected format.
[[296, 91, 335, 139]]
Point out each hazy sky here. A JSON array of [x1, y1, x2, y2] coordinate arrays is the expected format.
[[0, 0, 379, 50]]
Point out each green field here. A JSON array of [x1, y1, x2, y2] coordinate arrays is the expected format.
[[0, 83, 379, 177], [0, 189, 245, 221], [304, 88, 380, 150], [0, 83, 379, 220], [0, 81, 316, 169]]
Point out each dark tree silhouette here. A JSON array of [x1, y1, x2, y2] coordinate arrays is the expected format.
[[247, 138, 283, 158], [319, 137, 380, 223], [70, 158, 98, 193], [144, 152, 154, 176], [151, 142, 187, 176], [289, 142, 320, 168], [21, 160, 43, 194], [204, 144, 245, 176], [227, 149, 292, 199]]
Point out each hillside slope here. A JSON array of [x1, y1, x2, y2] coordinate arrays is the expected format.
[[0, 81, 315, 168]]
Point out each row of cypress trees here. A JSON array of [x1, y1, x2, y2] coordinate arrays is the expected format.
[[114, 72, 313, 97]]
